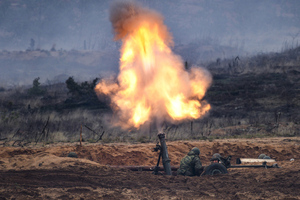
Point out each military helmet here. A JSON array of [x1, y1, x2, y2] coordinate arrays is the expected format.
[[258, 154, 266, 159], [211, 153, 221, 160], [191, 147, 200, 155], [263, 156, 271, 159]]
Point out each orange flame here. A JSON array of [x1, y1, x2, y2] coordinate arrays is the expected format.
[[95, 2, 212, 128]]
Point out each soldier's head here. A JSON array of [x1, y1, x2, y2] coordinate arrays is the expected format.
[[211, 153, 221, 163], [191, 147, 200, 155]]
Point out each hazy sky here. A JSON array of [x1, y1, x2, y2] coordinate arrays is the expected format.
[[0, 0, 299, 53], [0, 0, 300, 86]]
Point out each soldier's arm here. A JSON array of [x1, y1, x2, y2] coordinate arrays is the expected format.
[[194, 156, 202, 171]]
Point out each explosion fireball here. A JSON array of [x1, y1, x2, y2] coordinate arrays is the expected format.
[[95, 2, 212, 129]]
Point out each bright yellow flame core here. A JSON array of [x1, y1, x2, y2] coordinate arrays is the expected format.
[[96, 21, 211, 128]]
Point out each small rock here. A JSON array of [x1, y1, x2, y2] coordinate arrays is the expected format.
[[67, 152, 78, 158]]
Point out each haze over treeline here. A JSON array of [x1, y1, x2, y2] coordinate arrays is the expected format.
[[0, 0, 299, 53], [0, 0, 300, 86]]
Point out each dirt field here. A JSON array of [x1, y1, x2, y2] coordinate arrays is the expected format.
[[0, 137, 300, 199]]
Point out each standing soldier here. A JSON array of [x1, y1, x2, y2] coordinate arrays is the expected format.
[[177, 147, 202, 176]]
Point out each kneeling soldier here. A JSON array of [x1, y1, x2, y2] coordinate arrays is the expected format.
[[177, 147, 202, 176]]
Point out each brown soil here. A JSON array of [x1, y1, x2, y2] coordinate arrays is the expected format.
[[0, 137, 300, 199]]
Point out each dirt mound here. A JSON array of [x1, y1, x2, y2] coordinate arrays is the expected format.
[[0, 137, 300, 199], [42, 137, 300, 165]]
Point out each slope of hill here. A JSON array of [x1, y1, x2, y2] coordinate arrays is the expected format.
[[0, 47, 299, 143]]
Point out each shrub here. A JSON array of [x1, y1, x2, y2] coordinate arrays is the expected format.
[[66, 77, 98, 98], [65, 77, 109, 109], [28, 77, 46, 96]]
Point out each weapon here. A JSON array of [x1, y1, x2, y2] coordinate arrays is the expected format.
[[152, 133, 172, 175], [110, 140, 280, 175], [211, 155, 280, 170], [116, 153, 280, 175], [110, 133, 174, 175]]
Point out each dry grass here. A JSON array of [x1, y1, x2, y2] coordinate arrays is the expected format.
[[1, 47, 300, 145]]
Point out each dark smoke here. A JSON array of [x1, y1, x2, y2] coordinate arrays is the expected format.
[[109, 1, 172, 46], [109, 1, 140, 40]]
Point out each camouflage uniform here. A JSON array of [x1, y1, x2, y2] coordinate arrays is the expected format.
[[177, 147, 202, 176]]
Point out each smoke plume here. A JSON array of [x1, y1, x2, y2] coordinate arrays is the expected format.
[[95, 1, 212, 129]]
